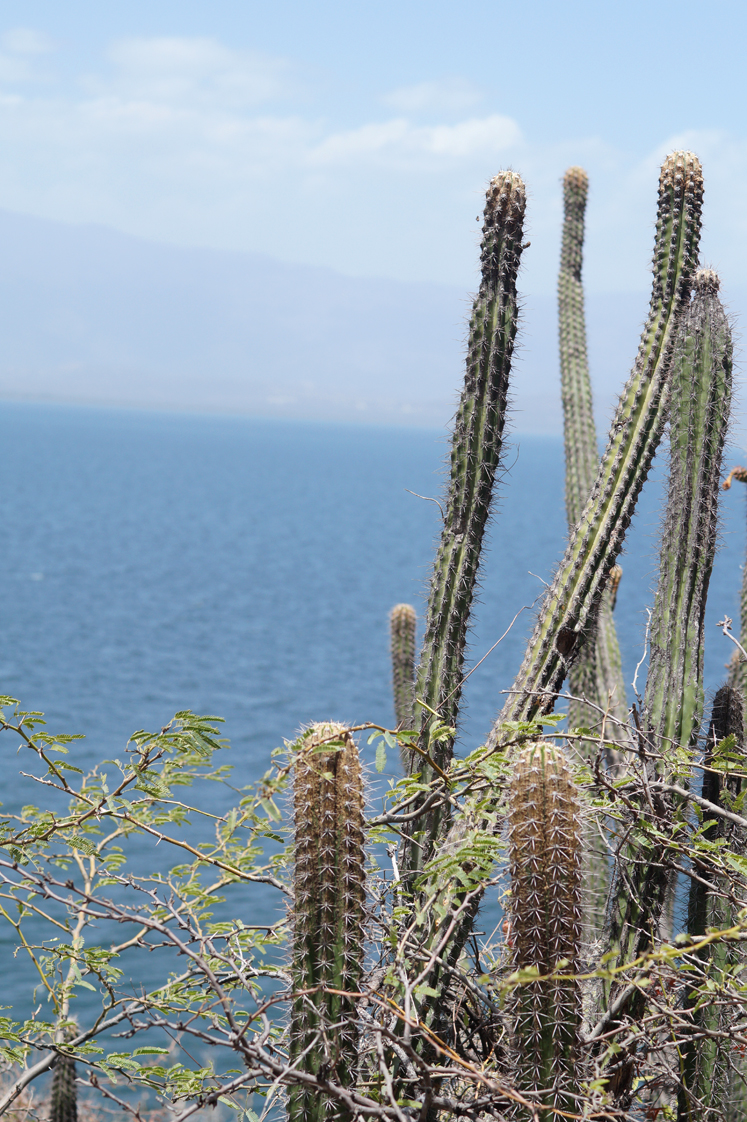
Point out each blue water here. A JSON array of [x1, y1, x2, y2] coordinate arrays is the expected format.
[[0, 402, 745, 1024]]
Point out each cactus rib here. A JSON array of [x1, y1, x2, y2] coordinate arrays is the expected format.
[[492, 151, 704, 739], [289, 723, 365, 1122]]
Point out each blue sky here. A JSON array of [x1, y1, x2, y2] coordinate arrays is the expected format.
[[0, 0, 743, 295]]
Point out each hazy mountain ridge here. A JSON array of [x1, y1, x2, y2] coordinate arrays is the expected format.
[[0, 207, 726, 435]]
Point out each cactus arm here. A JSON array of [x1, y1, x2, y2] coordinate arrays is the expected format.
[[389, 604, 417, 730], [492, 151, 704, 740], [679, 686, 745, 1121], [401, 171, 526, 875], [289, 723, 365, 1122], [603, 270, 732, 1055], [509, 741, 582, 1117]]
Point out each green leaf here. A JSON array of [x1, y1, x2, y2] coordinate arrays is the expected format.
[[375, 741, 387, 773]]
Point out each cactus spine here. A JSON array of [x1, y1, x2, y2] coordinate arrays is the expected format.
[[290, 723, 365, 1122], [402, 171, 527, 876], [50, 1051, 77, 1122], [491, 151, 704, 739], [605, 269, 732, 1028], [559, 166, 628, 750], [508, 741, 582, 1117], [389, 603, 416, 729], [680, 686, 746, 1121]]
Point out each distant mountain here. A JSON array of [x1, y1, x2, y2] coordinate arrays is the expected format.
[[0, 207, 729, 436]]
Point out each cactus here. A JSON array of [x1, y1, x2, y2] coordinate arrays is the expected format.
[[50, 1051, 77, 1122], [508, 741, 582, 1117], [491, 151, 704, 740], [679, 685, 746, 1121], [558, 166, 628, 753], [401, 170, 527, 877], [389, 603, 416, 729], [289, 723, 366, 1122], [643, 270, 732, 751], [558, 166, 627, 935], [604, 268, 732, 1051]]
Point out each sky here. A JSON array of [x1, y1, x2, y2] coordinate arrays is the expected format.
[[0, 0, 744, 299]]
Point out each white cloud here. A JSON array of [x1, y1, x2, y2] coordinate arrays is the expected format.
[[1, 27, 54, 55], [310, 114, 520, 166], [382, 78, 483, 115], [0, 33, 743, 294], [98, 36, 292, 109]]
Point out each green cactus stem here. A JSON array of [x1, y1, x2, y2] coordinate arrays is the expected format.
[[559, 167, 597, 533], [604, 269, 732, 1077], [558, 165, 627, 936], [289, 723, 366, 1122], [643, 269, 732, 752], [559, 166, 628, 756], [679, 685, 745, 1122], [50, 1051, 77, 1122], [508, 741, 582, 1118], [492, 151, 704, 741], [389, 603, 416, 729], [402, 170, 527, 876]]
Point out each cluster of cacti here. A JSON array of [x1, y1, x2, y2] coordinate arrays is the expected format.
[[287, 149, 747, 1120], [289, 722, 365, 1122]]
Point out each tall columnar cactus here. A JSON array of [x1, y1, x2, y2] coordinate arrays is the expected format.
[[605, 268, 732, 1028], [402, 170, 527, 876], [643, 270, 732, 751], [558, 166, 628, 936], [389, 603, 416, 729], [558, 166, 628, 750], [680, 685, 746, 1122], [491, 151, 704, 742], [50, 1051, 77, 1122], [290, 723, 366, 1122], [508, 741, 582, 1118]]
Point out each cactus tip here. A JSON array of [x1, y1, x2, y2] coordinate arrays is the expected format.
[[694, 267, 720, 293], [659, 150, 703, 194], [563, 166, 589, 195], [485, 170, 526, 220]]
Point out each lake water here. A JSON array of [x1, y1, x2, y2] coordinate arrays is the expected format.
[[1, 401, 745, 1017]]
